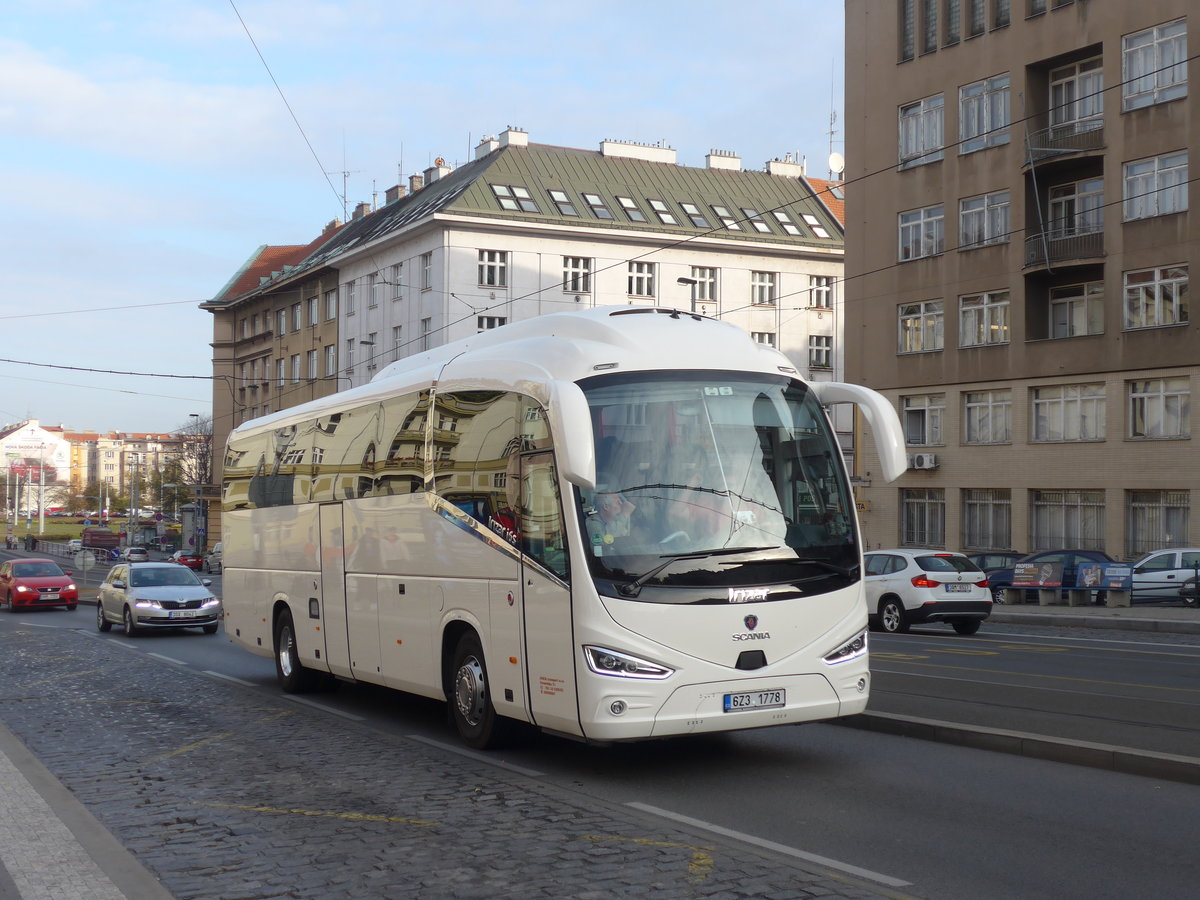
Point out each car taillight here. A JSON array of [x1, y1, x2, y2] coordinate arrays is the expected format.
[[911, 575, 940, 588], [976, 578, 990, 588]]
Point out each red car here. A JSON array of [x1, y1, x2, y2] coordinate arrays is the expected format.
[[0, 558, 79, 611], [169, 550, 204, 570]]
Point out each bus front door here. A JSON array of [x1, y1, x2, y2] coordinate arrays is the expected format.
[[517, 451, 580, 736], [319, 503, 353, 678]]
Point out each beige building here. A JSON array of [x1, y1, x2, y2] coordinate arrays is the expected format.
[[845, 1, 1195, 558]]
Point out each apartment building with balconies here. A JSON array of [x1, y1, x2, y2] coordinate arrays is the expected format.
[[845, 0, 1195, 557]]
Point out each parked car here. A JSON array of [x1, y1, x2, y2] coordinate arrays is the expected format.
[[0, 558, 79, 611], [203, 542, 223, 573], [1129, 548, 1200, 602], [985, 549, 1115, 604], [964, 551, 1023, 574], [864, 549, 992, 635], [67, 538, 83, 552], [96, 562, 221, 636], [169, 550, 204, 570], [122, 546, 150, 562]]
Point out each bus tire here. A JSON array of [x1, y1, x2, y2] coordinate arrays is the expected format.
[[274, 610, 321, 693], [450, 632, 509, 750]]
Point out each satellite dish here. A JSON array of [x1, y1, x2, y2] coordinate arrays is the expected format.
[[828, 152, 845, 175], [434, 157, 446, 167]]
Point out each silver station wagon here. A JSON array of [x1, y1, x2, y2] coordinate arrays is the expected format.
[[97, 562, 222, 636]]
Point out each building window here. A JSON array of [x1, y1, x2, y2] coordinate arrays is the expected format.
[[1028, 0, 1047, 13], [773, 210, 802, 235], [962, 488, 1011, 550], [290, 354, 301, 384], [901, 488, 945, 547], [1124, 152, 1188, 220], [491, 184, 540, 212], [741, 208, 772, 233], [344, 280, 356, 315], [547, 189, 577, 216], [1127, 490, 1190, 556], [966, 0, 985, 35], [306, 297, 318, 326], [583, 193, 613, 219], [420, 318, 432, 352], [477, 316, 507, 332], [1124, 265, 1189, 329], [751, 332, 776, 347], [391, 326, 402, 360], [993, 0, 1010, 27], [959, 190, 1010, 248], [344, 339, 354, 371], [240, 317, 249, 339], [900, 0, 916, 61], [275, 358, 285, 387], [1050, 282, 1104, 338], [809, 275, 833, 308], [627, 262, 655, 297], [921, 0, 938, 53], [1050, 57, 1103, 130], [307, 349, 318, 380], [689, 267, 719, 307], [324, 289, 337, 320], [1032, 384, 1106, 442], [750, 271, 778, 305], [1122, 19, 1188, 111], [899, 205, 944, 260], [959, 291, 1010, 346], [1030, 490, 1105, 551], [959, 73, 1010, 153], [809, 334, 832, 369], [616, 195, 647, 222], [277, 309, 287, 334], [365, 333, 378, 370], [1048, 177, 1103, 236], [563, 257, 592, 293], [478, 250, 508, 287], [1129, 377, 1190, 439], [902, 394, 945, 445], [647, 199, 679, 225], [368, 274, 381, 308], [679, 202, 711, 228], [390, 263, 403, 299], [898, 94, 945, 168], [802, 214, 831, 239], [898, 300, 944, 352], [964, 389, 1012, 444], [943, 0, 961, 43], [421, 252, 432, 290], [324, 344, 335, 377], [711, 205, 742, 230]]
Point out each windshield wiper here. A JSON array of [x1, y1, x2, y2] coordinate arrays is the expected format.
[[717, 557, 858, 577], [618, 546, 775, 598]]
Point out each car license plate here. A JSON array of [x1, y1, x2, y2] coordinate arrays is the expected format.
[[170, 609, 199, 619], [723, 689, 785, 713], [43, 593, 59, 599], [945, 583, 971, 592]]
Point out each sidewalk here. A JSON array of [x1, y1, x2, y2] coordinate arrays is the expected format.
[[988, 599, 1200, 634]]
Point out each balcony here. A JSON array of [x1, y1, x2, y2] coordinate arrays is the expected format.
[[1025, 119, 1104, 166], [1024, 226, 1104, 269]]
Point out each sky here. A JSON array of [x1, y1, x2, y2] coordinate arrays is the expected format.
[[1, 0, 845, 434]]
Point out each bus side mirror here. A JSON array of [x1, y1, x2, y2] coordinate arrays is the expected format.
[[549, 380, 596, 491], [809, 382, 907, 483]]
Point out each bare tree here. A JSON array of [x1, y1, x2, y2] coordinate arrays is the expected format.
[[175, 414, 214, 490]]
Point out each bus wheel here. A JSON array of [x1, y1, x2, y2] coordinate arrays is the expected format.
[[451, 633, 507, 750], [274, 610, 320, 693]]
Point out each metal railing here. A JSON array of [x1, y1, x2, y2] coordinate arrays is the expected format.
[[1026, 119, 1104, 164], [1024, 227, 1104, 268]]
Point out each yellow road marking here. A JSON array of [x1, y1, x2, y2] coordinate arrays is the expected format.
[[997, 644, 1071, 652], [872, 652, 931, 661], [197, 801, 439, 827], [583, 834, 715, 882], [926, 648, 998, 656], [153, 710, 295, 761]]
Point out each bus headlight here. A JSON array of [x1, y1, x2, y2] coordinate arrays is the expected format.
[[584, 646, 674, 680], [823, 631, 868, 665]]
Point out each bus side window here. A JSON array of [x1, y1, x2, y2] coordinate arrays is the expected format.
[[518, 452, 569, 580]]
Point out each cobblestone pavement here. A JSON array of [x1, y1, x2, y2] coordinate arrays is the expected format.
[[0, 627, 901, 900]]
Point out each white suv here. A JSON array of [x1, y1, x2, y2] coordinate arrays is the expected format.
[[864, 549, 992, 635]]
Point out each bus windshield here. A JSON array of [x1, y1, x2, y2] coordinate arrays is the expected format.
[[576, 370, 859, 598]]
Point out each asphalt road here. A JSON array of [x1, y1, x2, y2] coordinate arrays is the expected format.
[[1, 607, 1198, 898]]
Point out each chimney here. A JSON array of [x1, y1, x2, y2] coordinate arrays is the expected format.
[[424, 158, 452, 185], [352, 201, 371, 220], [499, 127, 529, 148], [475, 135, 499, 158], [409, 173, 424, 193], [600, 138, 677, 165], [322, 218, 341, 235], [706, 149, 741, 171], [384, 184, 405, 204]]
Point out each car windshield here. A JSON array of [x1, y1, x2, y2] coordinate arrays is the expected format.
[[13, 563, 64, 577], [129, 568, 201, 587], [916, 555, 982, 574], [574, 370, 858, 597]]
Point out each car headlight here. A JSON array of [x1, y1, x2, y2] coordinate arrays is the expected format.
[[823, 630, 868, 665], [201, 597, 220, 608], [14, 585, 32, 593], [133, 598, 163, 609], [583, 645, 674, 680], [65, 583, 77, 592]]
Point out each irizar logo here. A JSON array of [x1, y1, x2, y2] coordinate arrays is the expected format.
[[728, 587, 768, 604], [732, 613, 771, 641]]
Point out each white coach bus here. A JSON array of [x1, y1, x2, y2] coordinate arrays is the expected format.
[[220, 307, 906, 748]]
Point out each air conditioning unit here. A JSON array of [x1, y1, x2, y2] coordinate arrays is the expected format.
[[907, 452, 939, 470]]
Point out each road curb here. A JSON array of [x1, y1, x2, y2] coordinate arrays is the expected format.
[[988, 609, 1200, 634], [841, 711, 1200, 786]]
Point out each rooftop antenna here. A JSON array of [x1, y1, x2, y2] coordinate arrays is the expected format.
[[827, 58, 842, 180], [324, 132, 359, 221]]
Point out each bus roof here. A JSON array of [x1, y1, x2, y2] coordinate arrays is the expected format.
[[230, 306, 797, 440]]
